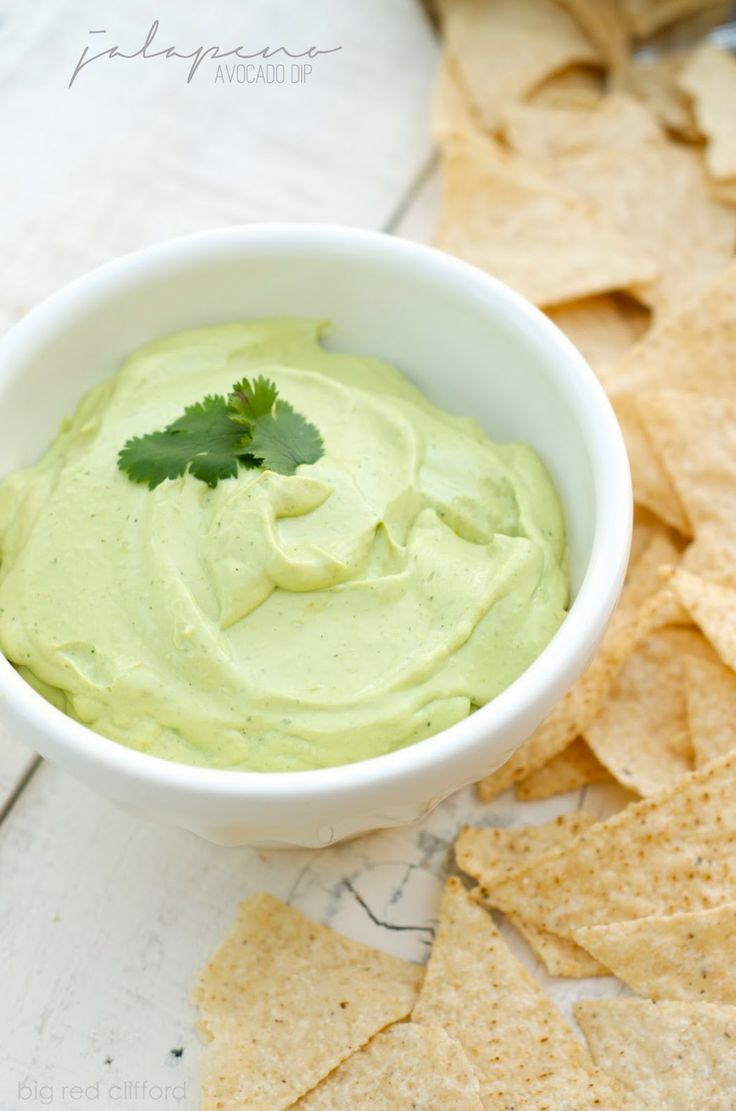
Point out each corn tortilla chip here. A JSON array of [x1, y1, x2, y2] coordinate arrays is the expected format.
[[516, 737, 612, 800], [667, 0, 735, 36], [671, 568, 736, 671], [679, 44, 736, 181], [195, 893, 422, 1111], [503, 915, 606, 978], [604, 259, 736, 399], [527, 65, 604, 108], [675, 533, 736, 657], [576, 998, 736, 1109], [681, 529, 736, 588], [684, 654, 736, 766], [526, 64, 609, 108], [584, 627, 716, 796], [432, 53, 482, 141], [617, 55, 700, 140], [490, 751, 736, 941], [456, 811, 595, 890], [631, 506, 677, 564], [436, 132, 657, 307], [547, 294, 651, 379], [574, 904, 736, 1006], [436, 0, 600, 131], [503, 95, 661, 161], [617, 532, 686, 623], [542, 139, 736, 318], [555, 0, 629, 69], [412, 879, 629, 1109], [456, 812, 604, 978], [296, 1023, 483, 1110], [620, 0, 723, 37], [477, 531, 682, 800], [615, 395, 691, 534], [712, 177, 736, 205], [636, 390, 736, 541]]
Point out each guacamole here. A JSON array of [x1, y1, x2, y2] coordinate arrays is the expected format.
[[0, 319, 568, 771]]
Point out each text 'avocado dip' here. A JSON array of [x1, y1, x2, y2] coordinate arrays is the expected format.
[[0, 319, 568, 771]]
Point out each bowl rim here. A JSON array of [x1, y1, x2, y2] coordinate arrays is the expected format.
[[0, 223, 632, 799]]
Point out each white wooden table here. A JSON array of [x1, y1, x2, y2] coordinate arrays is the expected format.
[[0, 3, 628, 1107]]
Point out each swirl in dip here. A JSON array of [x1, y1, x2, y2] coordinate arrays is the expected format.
[[0, 319, 568, 771]]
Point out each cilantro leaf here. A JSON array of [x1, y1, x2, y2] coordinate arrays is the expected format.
[[118, 378, 324, 488], [118, 428, 193, 489], [118, 396, 243, 489], [245, 399, 325, 476], [229, 376, 278, 427]]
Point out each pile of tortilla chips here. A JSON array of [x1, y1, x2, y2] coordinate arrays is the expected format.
[[434, 3, 736, 321], [430, 2, 736, 1105], [193, 5, 736, 1108], [194, 889, 624, 1110], [196, 847, 736, 1109], [195, 756, 736, 1107], [429, 0, 736, 808]]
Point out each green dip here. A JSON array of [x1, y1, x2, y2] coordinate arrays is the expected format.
[[0, 319, 568, 771]]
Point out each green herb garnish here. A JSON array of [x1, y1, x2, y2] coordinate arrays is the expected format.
[[118, 376, 324, 489]]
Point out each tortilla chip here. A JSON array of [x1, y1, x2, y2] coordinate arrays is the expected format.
[[436, 132, 657, 308], [576, 998, 736, 1109], [712, 177, 736, 205], [195, 893, 422, 1111], [669, 0, 734, 36], [671, 568, 736, 671], [489, 751, 736, 941], [506, 916, 607, 979], [516, 737, 612, 800], [617, 54, 700, 140], [615, 530, 685, 622], [554, 0, 629, 69], [527, 65, 604, 108], [612, 307, 736, 522], [604, 259, 736, 399], [477, 530, 682, 801], [620, 0, 723, 37], [636, 391, 736, 541], [681, 528, 736, 588], [631, 506, 679, 564], [615, 395, 691, 535], [584, 627, 716, 796], [547, 294, 651, 378], [432, 53, 482, 141], [630, 506, 674, 562], [684, 655, 736, 766], [436, 0, 600, 131], [296, 1023, 482, 1110], [574, 904, 736, 1005], [456, 811, 596, 889], [456, 812, 605, 978], [543, 139, 736, 318], [679, 44, 736, 181], [503, 95, 661, 161], [412, 879, 629, 1108]]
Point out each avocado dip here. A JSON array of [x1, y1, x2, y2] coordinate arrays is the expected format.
[[0, 318, 568, 772]]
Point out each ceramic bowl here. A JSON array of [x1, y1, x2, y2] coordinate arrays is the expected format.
[[0, 225, 631, 845]]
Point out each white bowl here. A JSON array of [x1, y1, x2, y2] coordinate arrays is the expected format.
[[0, 225, 631, 846]]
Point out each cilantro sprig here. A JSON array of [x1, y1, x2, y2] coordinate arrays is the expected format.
[[118, 376, 324, 489]]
